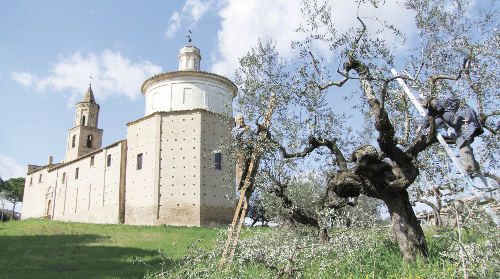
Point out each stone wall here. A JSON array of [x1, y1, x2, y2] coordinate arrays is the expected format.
[[124, 109, 235, 227], [65, 126, 103, 162], [24, 110, 235, 228], [124, 113, 161, 225], [199, 111, 235, 227], [158, 110, 203, 226]]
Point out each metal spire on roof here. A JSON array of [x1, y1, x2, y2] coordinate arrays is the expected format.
[[81, 75, 96, 103], [186, 30, 192, 45]]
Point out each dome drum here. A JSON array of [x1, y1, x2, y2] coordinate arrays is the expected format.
[[142, 71, 236, 117]]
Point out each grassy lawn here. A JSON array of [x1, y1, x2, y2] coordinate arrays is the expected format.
[[0, 219, 220, 279], [1, 219, 496, 278]]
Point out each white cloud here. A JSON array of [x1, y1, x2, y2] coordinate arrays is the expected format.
[[11, 50, 162, 107], [211, 0, 305, 77], [11, 71, 36, 88], [182, 0, 213, 22], [211, 0, 418, 78], [0, 155, 26, 180], [164, 0, 214, 39], [165, 12, 182, 38]]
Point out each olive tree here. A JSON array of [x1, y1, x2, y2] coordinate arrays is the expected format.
[[233, 0, 500, 263], [286, 0, 500, 262]]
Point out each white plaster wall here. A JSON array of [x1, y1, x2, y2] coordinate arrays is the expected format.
[[144, 73, 234, 117], [22, 168, 52, 219], [23, 141, 126, 225]]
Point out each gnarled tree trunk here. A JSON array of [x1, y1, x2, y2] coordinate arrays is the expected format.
[[383, 190, 429, 262], [331, 144, 430, 263]]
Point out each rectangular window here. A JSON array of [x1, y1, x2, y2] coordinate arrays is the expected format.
[[30, 177, 33, 185], [90, 156, 94, 167], [62, 172, 66, 184], [75, 168, 79, 180], [107, 154, 111, 167], [137, 153, 143, 170], [39, 174, 42, 183], [215, 153, 221, 170]]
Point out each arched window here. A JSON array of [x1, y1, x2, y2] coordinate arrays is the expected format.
[[87, 135, 93, 148], [82, 116, 86, 126], [47, 200, 52, 216], [72, 135, 76, 148]]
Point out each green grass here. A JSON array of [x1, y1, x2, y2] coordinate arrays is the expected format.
[[208, 229, 481, 279], [0, 219, 219, 279], [212, 229, 467, 279], [0, 219, 495, 278]]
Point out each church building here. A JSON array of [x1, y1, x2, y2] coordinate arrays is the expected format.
[[22, 45, 237, 227]]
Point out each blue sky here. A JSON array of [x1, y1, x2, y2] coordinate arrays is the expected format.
[[0, 0, 434, 212]]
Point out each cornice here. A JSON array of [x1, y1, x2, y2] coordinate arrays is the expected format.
[[126, 108, 232, 127], [141, 71, 237, 98], [26, 140, 126, 175]]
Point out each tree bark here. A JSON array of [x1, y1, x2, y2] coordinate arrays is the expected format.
[[383, 190, 429, 263], [12, 202, 16, 220], [270, 183, 328, 242], [332, 145, 429, 262], [416, 195, 442, 227]]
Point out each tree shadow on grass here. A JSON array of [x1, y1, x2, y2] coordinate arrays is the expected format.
[[0, 234, 177, 279]]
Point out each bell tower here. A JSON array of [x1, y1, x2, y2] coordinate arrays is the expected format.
[[65, 85, 104, 162]]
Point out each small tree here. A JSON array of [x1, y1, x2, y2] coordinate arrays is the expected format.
[[1, 178, 25, 219]]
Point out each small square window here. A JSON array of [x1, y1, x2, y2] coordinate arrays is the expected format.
[[107, 154, 112, 167], [137, 153, 143, 170]]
